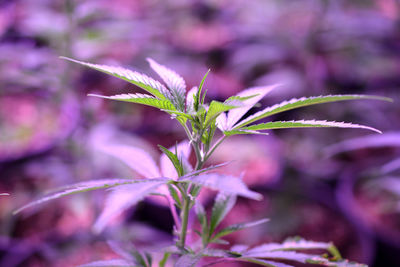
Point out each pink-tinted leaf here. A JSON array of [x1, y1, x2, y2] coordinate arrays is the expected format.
[[224, 85, 279, 130], [237, 258, 294, 267], [182, 173, 262, 200], [14, 179, 137, 214], [61, 57, 170, 100], [382, 158, 400, 174], [88, 93, 176, 111], [175, 254, 201, 267], [147, 58, 186, 110], [98, 144, 160, 178], [325, 132, 400, 156], [241, 120, 381, 133], [236, 94, 392, 128], [78, 259, 136, 267], [93, 179, 168, 232]]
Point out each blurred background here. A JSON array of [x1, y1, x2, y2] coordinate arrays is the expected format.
[[0, 0, 399, 266]]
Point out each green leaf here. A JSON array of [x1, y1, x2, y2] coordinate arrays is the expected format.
[[93, 179, 168, 232], [212, 218, 269, 241], [223, 129, 269, 136], [209, 193, 237, 237], [195, 200, 209, 246], [204, 101, 239, 128], [168, 184, 182, 207], [195, 70, 210, 111], [13, 179, 138, 214], [181, 173, 262, 200], [88, 93, 176, 111], [159, 252, 170, 267], [61, 57, 171, 100], [220, 85, 279, 131], [147, 58, 186, 111], [235, 94, 392, 128], [241, 120, 381, 133], [158, 145, 184, 177]]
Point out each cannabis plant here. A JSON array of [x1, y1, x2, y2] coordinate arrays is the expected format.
[[15, 57, 391, 267]]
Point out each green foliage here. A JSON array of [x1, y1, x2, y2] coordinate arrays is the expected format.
[[15, 58, 392, 267]]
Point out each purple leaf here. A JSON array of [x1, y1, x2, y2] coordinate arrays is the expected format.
[[78, 259, 135, 267], [93, 179, 168, 232], [147, 58, 186, 110], [98, 144, 161, 178], [182, 173, 262, 200], [14, 179, 137, 214], [61, 57, 170, 100], [325, 132, 400, 156], [224, 85, 280, 130]]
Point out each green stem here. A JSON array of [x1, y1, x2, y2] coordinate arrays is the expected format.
[[179, 195, 190, 249]]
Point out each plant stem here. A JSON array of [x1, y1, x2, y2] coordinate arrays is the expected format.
[[179, 195, 190, 249]]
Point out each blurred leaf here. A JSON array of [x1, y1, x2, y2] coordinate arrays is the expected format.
[[181, 174, 262, 200], [93, 179, 169, 232], [61, 57, 170, 99], [175, 254, 201, 267], [212, 218, 269, 241], [209, 193, 237, 237], [147, 58, 186, 111], [195, 200, 208, 246], [237, 258, 294, 267], [236, 94, 392, 128], [78, 259, 137, 267], [240, 120, 381, 133], [14, 179, 138, 214], [89, 93, 176, 111], [97, 144, 160, 178]]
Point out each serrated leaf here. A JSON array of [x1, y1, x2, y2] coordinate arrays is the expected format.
[[147, 58, 186, 111], [97, 144, 160, 178], [242, 120, 381, 134], [175, 254, 201, 267], [243, 250, 313, 263], [89, 93, 176, 111], [236, 94, 392, 128], [209, 193, 237, 236], [180, 162, 231, 179], [306, 257, 367, 267], [195, 200, 208, 246], [247, 238, 331, 253], [222, 85, 279, 131], [14, 179, 137, 214], [212, 218, 269, 241], [160, 141, 191, 178], [78, 259, 137, 267], [108, 241, 149, 267], [186, 86, 198, 113], [204, 101, 239, 127], [61, 57, 171, 100], [224, 129, 269, 136], [93, 179, 168, 232], [195, 70, 210, 111], [159, 145, 184, 178], [237, 258, 294, 267], [181, 173, 262, 200]]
